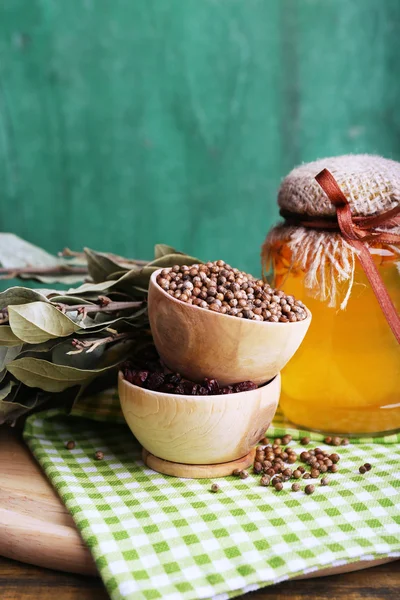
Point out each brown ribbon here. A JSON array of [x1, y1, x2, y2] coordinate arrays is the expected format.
[[282, 168, 400, 344]]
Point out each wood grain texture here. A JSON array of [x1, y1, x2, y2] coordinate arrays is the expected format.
[[1, 556, 399, 600], [142, 448, 257, 479], [0, 0, 399, 278], [0, 427, 96, 576], [148, 270, 311, 386], [119, 370, 280, 464]]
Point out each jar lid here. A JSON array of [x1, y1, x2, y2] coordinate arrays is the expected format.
[[278, 154, 400, 218]]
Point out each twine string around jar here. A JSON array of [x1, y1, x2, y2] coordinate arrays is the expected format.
[[279, 170, 400, 343], [281, 169, 400, 344]]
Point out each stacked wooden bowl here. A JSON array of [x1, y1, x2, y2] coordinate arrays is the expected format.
[[119, 268, 311, 477]]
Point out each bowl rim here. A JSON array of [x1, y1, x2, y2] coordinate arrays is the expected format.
[[150, 268, 311, 327], [118, 370, 280, 401]]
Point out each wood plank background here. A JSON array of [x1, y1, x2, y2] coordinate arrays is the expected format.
[[0, 0, 399, 274]]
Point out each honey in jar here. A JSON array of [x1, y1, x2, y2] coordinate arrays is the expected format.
[[262, 155, 400, 435]]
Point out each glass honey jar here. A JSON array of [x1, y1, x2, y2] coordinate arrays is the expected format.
[[263, 155, 400, 435]]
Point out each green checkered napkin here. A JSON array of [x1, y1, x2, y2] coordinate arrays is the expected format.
[[24, 405, 400, 600]]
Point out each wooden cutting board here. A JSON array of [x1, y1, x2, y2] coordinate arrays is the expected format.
[[0, 428, 396, 579]]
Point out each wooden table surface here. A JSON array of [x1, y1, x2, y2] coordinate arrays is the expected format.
[[1, 556, 399, 600]]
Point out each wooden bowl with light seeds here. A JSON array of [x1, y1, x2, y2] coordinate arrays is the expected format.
[[148, 268, 311, 387], [118, 371, 280, 478]]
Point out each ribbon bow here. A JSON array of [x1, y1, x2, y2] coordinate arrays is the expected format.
[[315, 168, 400, 344]]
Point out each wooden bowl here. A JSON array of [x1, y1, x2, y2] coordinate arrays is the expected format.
[[118, 371, 280, 465], [148, 269, 311, 386]]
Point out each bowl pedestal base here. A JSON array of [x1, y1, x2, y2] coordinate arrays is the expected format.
[[142, 448, 256, 479]]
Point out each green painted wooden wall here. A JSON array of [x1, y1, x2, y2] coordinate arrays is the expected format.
[[0, 0, 399, 275]]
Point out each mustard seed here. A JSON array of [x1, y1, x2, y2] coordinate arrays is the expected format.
[[359, 465, 367, 474], [364, 463, 372, 471], [305, 484, 315, 495], [211, 483, 219, 493], [65, 440, 75, 450], [301, 437, 310, 445]]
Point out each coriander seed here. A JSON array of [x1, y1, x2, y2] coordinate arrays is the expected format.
[[305, 484, 315, 495], [239, 470, 249, 479], [274, 482, 283, 492], [232, 468, 241, 476], [95, 451, 104, 460], [291, 483, 301, 492], [260, 475, 271, 487], [211, 483, 220, 493], [253, 461, 263, 474], [359, 465, 367, 474], [65, 440, 75, 450], [321, 477, 330, 486], [364, 463, 372, 471], [300, 437, 310, 445]]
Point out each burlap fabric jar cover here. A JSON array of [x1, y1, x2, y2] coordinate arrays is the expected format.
[[262, 155, 400, 435]]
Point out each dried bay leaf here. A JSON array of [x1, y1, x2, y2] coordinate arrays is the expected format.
[[0, 234, 60, 268], [7, 342, 133, 392], [85, 248, 138, 283], [147, 253, 200, 268], [0, 287, 50, 309], [7, 357, 98, 391], [8, 302, 80, 344], [0, 386, 50, 425], [51, 338, 106, 370], [0, 344, 23, 372], [0, 326, 23, 346], [0, 380, 16, 400], [154, 244, 180, 259], [66, 280, 117, 295]]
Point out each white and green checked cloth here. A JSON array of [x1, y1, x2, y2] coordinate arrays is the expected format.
[[24, 396, 400, 600]]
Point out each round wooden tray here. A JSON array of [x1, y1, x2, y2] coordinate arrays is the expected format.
[[0, 428, 396, 578]]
